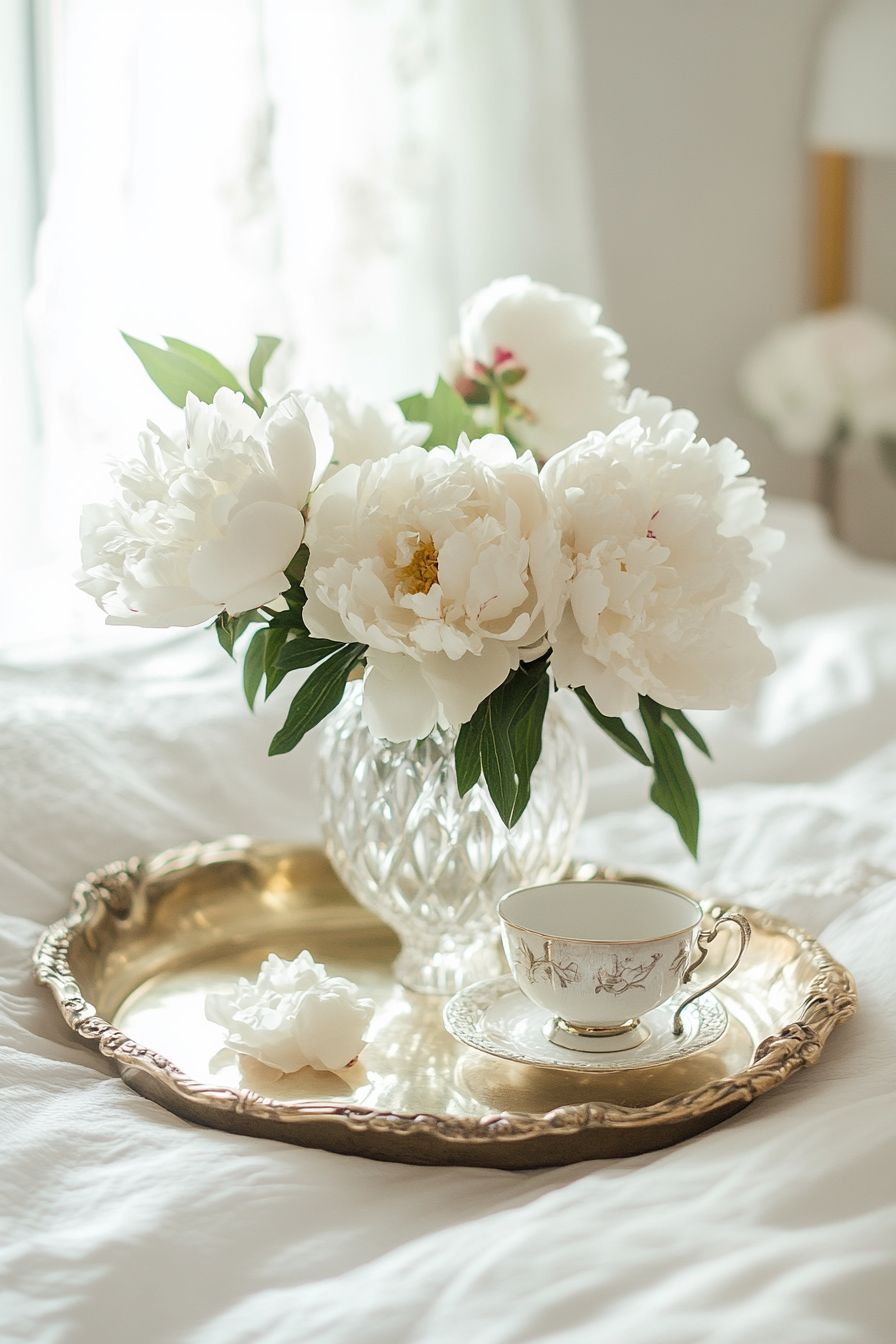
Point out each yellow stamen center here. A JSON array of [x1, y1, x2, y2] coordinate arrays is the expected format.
[[397, 537, 440, 595]]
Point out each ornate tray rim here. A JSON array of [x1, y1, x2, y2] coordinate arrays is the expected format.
[[33, 838, 858, 1161]]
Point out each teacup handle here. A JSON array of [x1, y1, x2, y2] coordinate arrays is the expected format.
[[672, 911, 751, 1036]]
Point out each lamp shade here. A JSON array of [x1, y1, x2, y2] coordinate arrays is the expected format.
[[808, 0, 896, 156]]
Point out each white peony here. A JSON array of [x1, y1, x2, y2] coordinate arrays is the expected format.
[[77, 388, 333, 626], [205, 950, 375, 1075], [303, 435, 569, 741], [312, 385, 430, 478], [455, 275, 629, 460], [542, 392, 779, 716], [740, 306, 896, 454]]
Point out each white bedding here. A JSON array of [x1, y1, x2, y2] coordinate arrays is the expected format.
[[3, 499, 896, 1344]]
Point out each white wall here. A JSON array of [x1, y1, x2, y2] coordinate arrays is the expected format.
[[575, 0, 896, 557]]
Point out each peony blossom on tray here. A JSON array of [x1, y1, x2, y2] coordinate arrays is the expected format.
[[78, 278, 780, 856], [205, 950, 375, 1075]]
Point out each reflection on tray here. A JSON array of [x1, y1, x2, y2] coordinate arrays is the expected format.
[[456, 1010, 756, 1114], [234, 1052, 365, 1100]]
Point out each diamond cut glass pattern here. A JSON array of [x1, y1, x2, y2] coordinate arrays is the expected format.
[[319, 685, 587, 993]]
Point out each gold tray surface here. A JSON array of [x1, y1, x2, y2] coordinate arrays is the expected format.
[[33, 838, 857, 1168]]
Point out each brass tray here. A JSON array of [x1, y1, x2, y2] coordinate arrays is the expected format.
[[34, 838, 857, 1168]]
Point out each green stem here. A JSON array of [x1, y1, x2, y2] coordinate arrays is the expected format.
[[818, 422, 848, 540], [489, 383, 506, 435]]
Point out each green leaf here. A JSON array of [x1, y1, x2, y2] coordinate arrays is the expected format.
[[573, 687, 651, 767], [215, 613, 236, 658], [215, 610, 260, 659], [500, 366, 527, 387], [265, 608, 311, 630], [234, 610, 259, 640], [263, 626, 290, 699], [479, 695, 519, 828], [275, 634, 350, 673], [462, 380, 490, 406], [657, 702, 712, 759], [454, 714, 485, 796], [162, 337, 246, 395], [398, 390, 434, 426], [640, 697, 700, 858], [248, 335, 282, 404], [462, 657, 552, 827], [243, 628, 268, 709], [259, 545, 312, 617], [285, 543, 310, 589], [505, 662, 550, 825], [122, 332, 244, 409], [268, 644, 366, 755], [398, 376, 485, 450]]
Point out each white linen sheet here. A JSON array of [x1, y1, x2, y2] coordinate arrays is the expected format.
[[3, 499, 896, 1344]]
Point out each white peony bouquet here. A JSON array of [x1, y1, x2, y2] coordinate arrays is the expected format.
[[79, 277, 779, 855]]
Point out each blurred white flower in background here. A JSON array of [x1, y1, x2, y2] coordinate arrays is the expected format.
[[542, 394, 779, 716], [77, 388, 333, 626], [312, 386, 430, 478], [453, 275, 629, 460], [303, 434, 568, 741], [740, 306, 896, 455], [205, 950, 375, 1075]]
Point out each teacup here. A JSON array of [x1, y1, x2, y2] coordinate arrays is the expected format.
[[498, 880, 750, 1053]]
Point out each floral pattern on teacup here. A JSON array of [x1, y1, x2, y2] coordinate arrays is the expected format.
[[515, 939, 580, 990], [669, 939, 690, 978], [503, 914, 709, 1028], [513, 937, 669, 996], [591, 950, 662, 995]]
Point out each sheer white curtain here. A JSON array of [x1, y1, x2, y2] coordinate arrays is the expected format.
[[0, 1, 41, 574], [8, 0, 601, 649], [265, 0, 602, 397]]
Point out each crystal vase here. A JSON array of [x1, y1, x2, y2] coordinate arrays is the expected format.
[[318, 683, 588, 994]]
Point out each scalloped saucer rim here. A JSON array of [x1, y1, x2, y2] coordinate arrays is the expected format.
[[443, 974, 729, 1073]]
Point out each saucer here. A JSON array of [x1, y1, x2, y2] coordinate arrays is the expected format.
[[443, 975, 729, 1072]]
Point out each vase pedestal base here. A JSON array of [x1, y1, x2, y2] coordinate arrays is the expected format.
[[319, 683, 587, 999], [393, 933, 506, 996]]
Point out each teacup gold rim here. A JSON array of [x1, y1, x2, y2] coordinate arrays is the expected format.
[[498, 879, 704, 945]]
